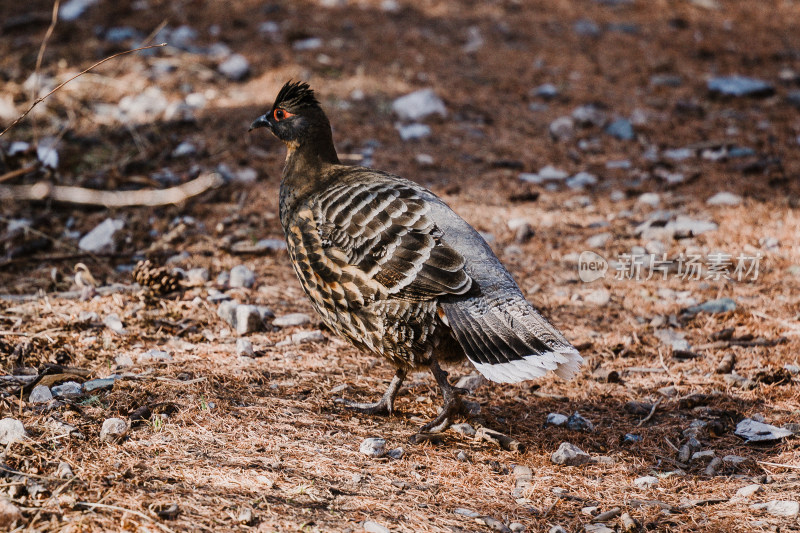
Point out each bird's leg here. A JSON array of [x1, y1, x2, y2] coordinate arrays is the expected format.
[[420, 358, 465, 433], [335, 367, 407, 415]]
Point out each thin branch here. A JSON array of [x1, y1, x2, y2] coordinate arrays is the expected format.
[[757, 460, 800, 470], [76, 501, 177, 533], [0, 172, 222, 207], [0, 164, 39, 184], [0, 43, 166, 137], [637, 398, 662, 427]]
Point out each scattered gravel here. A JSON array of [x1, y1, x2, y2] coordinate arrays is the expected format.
[[392, 88, 447, 121], [551, 442, 592, 466], [708, 75, 775, 97], [273, 313, 312, 327], [229, 265, 256, 288], [633, 476, 659, 489], [29, 385, 53, 403], [750, 500, 799, 517], [236, 338, 254, 357], [217, 53, 250, 81], [736, 484, 762, 498], [706, 191, 742, 206], [51, 381, 83, 397], [451, 423, 476, 436], [546, 413, 568, 426]]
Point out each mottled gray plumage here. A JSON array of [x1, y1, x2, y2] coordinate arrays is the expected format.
[[250, 81, 582, 431]]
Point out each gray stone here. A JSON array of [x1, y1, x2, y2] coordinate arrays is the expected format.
[[217, 54, 250, 82], [139, 349, 172, 362], [551, 442, 592, 466], [83, 378, 116, 392], [59, 0, 98, 21], [363, 520, 391, 533], [633, 475, 659, 489], [548, 527, 567, 533], [750, 500, 799, 517], [36, 137, 59, 168], [0, 418, 26, 445], [100, 418, 128, 442], [229, 265, 255, 288], [573, 19, 601, 37], [386, 447, 404, 459], [56, 461, 74, 479], [273, 313, 312, 327], [217, 300, 239, 327], [572, 105, 607, 127], [586, 232, 611, 248], [706, 192, 742, 206], [691, 450, 715, 462], [187, 268, 210, 285], [684, 298, 736, 316], [605, 118, 635, 140], [231, 239, 286, 254], [723, 454, 747, 465], [105, 26, 140, 43], [79, 218, 124, 253], [546, 413, 568, 426], [534, 83, 559, 99], [29, 385, 53, 403], [735, 418, 793, 443], [736, 484, 762, 498], [52, 381, 83, 397], [654, 329, 690, 351], [235, 305, 263, 335], [395, 122, 431, 141], [451, 423, 477, 436], [171, 141, 196, 158], [567, 412, 594, 432], [392, 89, 446, 121], [103, 313, 128, 335], [549, 116, 575, 141], [455, 373, 486, 392], [292, 37, 322, 50], [455, 508, 481, 518], [651, 74, 683, 87], [289, 330, 325, 345], [708, 76, 774, 97], [637, 192, 660, 207], [359, 437, 386, 457], [539, 165, 570, 180], [236, 338, 254, 357], [585, 525, 613, 533], [566, 171, 598, 189], [114, 354, 134, 367]]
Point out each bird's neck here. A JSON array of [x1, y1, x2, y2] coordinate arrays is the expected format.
[[279, 135, 340, 224]]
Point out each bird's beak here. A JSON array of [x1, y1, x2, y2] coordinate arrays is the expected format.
[[249, 114, 271, 132]]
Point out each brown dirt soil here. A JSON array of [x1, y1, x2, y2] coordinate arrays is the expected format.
[[1, 0, 800, 531]]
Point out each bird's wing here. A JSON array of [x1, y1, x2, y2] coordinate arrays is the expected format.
[[306, 179, 472, 305]]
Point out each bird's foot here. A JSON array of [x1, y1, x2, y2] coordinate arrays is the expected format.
[[420, 395, 465, 433], [334, 396, 392, 416]]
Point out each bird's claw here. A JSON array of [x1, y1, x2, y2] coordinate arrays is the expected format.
[[334, 397, 392, 416]]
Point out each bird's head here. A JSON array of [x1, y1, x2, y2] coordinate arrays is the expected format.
[[249, 80, 331, 147]]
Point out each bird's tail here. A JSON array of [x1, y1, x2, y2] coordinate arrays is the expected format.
[[441, 296, 582, 384]]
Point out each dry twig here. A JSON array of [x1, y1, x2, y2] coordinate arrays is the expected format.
[[76, 502, 177, 533]]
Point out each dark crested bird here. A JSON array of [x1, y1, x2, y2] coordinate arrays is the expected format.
[[250, 81, 582, 432]]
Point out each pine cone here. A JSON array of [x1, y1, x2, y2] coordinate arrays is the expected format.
[[132, 260, 183, 295]]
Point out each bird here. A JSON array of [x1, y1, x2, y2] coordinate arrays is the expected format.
[[73, 263, 99, 301], [250, 81, 582, 432]]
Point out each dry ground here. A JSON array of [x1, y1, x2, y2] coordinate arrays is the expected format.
[[1, 0, 800, 531]]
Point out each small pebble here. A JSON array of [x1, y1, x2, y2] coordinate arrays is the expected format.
[[100, 418, 128, 443], [551, 442, 592, 466], [273, 313, 312, 327], [736, 484, 762, 498], [750, 500, 800, 517], [359, 437, 386, 457], [456, 450, 470, 462], [217, 54, 250, 81], [454, 508, 480, 518], [52, 381, 83, 398], [0, 418, 26, 445], [237, 507, 254, 525], [235, 305, 263, 335], [29, 385, 53, 403], [451, 423, 477, 436], [229, 265, 256, 288], [236, 338, 254, 357], [566, 412, 594, 432], [546, 413, 568, 426], [56, 461, 74, 479], [548, 527, 568, 533], [633, 475, 659, 489], [363, 520, 391, 533], [386, 447, 404, 460], [0, 497, 22, 529]]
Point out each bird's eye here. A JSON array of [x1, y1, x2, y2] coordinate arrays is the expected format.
[[273, 108, 294, 121]]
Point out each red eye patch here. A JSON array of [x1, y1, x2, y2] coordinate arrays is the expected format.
[[274, 108, 295, 121]]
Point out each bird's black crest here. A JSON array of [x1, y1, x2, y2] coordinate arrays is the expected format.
[[274, 80, 319, 110]]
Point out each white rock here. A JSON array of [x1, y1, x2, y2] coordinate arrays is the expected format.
[[546, 413, 568, 426], [706, 191, 742, 206], [633, 475, 659, 489], [454, 373, 486, 392], [29, 385, 53, 403], [736, 484, 762, 498], [392, 89, 446, 121], [566, 171, 598, 189], [236, 338, 254, 357], [395, 122, 431, 141], [218, 54, 250, 81], [56, 461, 75, 479], [100, 418, 128, 442], [52, 381, 83, 397], [586, 232, 611, 248], [79, 218, 124, 253], [118, 87, 168, 124], [637, 192, 661, 207], [36, 137, 59, 169], [609, 190, 626, 202], [171, 142, 197, 158], [363, 520, 391, 533], [549, 116, 575, 141], [654, 329, 690, 351], [451, 423, 476, 436], [235, 305, 263, 335], [551, 442, 591, 466], [415, 153, 434, 166], [229, 265, 256, 288], [59, 0, 98, 21], [750, 500, 799, 517], [735, 418, 793, 443], [0, 497, 22, 529], [584, 289, 611, 306], [0, 418, 26, 445], [292, 37, 322, 50], [584, 525, 613, 533], [359, 437, 386, 457], [538, 165, 569, 180], [138, 349, 172, 362], [289, 330, 325, 344], [104, 313, 128, 335], [273, 313, 312, 327]]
